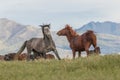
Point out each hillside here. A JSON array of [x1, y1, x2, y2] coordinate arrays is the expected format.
[[0, 18, 71, 58], [0, 18, 43, 54], [76, 21, 120, 54], [77, 21, 120, 35], [0, 18, 120, 57]]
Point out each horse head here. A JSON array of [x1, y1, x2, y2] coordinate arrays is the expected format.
[[57, 24, 78, 37], [94, 47, 101, 54], [39, 24, 50, 29], [4, 53, 16, 61], [39, 24, 51, 38]]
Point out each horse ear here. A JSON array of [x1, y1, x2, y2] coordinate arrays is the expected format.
[[65, 24, 69, 28], [39, 23, 45, 27], [39, 25, 43, 27], [66, 25, 72, 29], [48, 24, 51, 28]]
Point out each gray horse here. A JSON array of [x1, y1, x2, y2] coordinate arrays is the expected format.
[[16, 24, 61, 60]]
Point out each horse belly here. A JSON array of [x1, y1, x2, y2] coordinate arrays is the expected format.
[[31, 40, 45, 52], [72, 42, 85, 51], [76, 47, 85, 51]]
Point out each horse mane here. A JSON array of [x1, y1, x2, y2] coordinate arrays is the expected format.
[[65, 24, 78, 37], [83, 30, 95, 41], [85, 30, 94, 36], [87, 30, 94, 33]]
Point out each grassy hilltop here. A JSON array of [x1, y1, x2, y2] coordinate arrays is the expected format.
[[0, 55, 120, 80]]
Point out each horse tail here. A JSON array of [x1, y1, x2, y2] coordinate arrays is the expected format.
[[14, 41, 27, 60], [17, 41, 27, 54], [85, 30, 97, 48], [88, 30, 97, 48]]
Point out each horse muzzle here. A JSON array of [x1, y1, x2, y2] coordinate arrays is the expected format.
[[57, 32, 61, 36]]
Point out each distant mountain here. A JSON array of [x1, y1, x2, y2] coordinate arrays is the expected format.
[[0, 18, 25, 41], [0, 18, 43, 54], [0, 18, 120, 58], [77, 21, 120, 35], [76, 21, 120, 54], [0, 18, 71, 58], [48, 21, 120, 54]]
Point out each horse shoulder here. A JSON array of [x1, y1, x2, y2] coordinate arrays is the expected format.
[[27, 38, 45, 52], [70, 36, 82, 49], [31, 38, 44, 46]]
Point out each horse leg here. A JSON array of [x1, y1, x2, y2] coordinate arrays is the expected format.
[[53, 49, 61, 60], [72, 50, 76, 59], [85, 43, 91, 57], [26, 47, 32, 61], [38, 53, 43, 58], [85, 48, 89, 57], [78, 51, 81, 58], [33, 51, 39, 60], [27, 51, 32, 61], [43, 52, 47, 59]]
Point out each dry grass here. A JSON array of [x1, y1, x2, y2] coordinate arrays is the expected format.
[[0, 55, 120, 80]]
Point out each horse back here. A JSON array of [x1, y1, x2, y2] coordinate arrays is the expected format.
[[28, 38, 45, 51], [81, 31, 96, 42], [70, 31, 97, 51]]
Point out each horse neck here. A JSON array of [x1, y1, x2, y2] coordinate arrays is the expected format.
[[44, 34, 55, 46], [65, 33, 76, 43], [43, 33, 52, 41]]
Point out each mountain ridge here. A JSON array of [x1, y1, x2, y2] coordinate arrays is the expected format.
[[0, 18, 120, 57], [77, 21, 120, 35]]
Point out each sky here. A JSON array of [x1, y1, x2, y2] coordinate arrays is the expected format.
[[0, 0, 120, 31]]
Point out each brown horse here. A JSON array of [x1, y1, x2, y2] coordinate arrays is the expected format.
[[36, 54, 55, 59], [57, 24, 97, 59], [18, 53, 27, 61], [4, 53, 16, 61], [0, 55, 4, 61], [46, 54, 55, 59], [4, 53, 34, 61]]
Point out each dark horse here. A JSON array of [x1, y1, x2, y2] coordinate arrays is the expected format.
[[57, 24, 97, 59], [89, 47, 101, 56], [16, 24, 61, 60], [4, 53, 16, 61]]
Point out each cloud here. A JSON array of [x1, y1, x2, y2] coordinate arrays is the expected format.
[[0, 0, 120, 14], [0, 0, 120, 30]]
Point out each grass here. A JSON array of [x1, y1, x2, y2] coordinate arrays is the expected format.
[[0, 55, 120, 80]]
